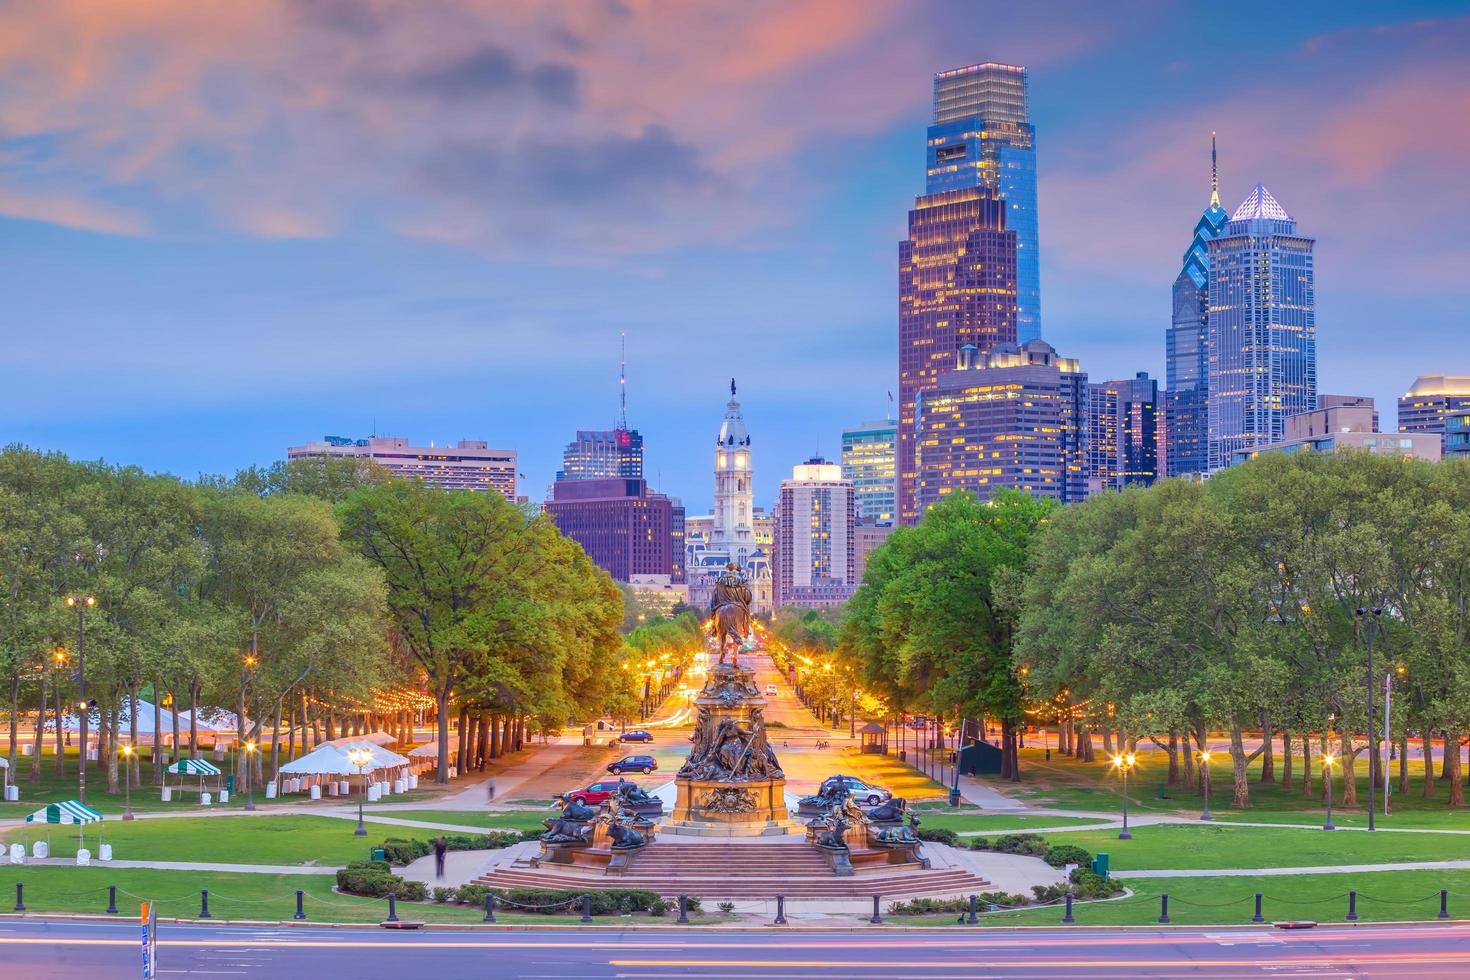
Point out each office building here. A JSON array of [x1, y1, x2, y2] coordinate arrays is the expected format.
[[1206, 183, 1317, 470], [841, 420, 897, 523], [1088, 373, 1159, 492], [914, 339, 1087, 512], [854, 521, 896, 583], [928, 62, 1041, 341], [543, 478, 678, 582], [287, 435, 516, 499], [772, 458, 857, 609], [1165, 136, 1230, 478], [1446, 414, 1470, 459], [1398, 375, 1470, 452], [557, 428, 644, 482], [1228, 396, 1439, 466]]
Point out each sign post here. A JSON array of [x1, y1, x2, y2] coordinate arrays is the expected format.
[[140, 900, 157, 979]]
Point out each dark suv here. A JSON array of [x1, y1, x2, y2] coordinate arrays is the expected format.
[[607, 754, 657, 775]]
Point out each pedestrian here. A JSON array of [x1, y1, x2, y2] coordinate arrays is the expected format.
[[433, 836, 447, 880]]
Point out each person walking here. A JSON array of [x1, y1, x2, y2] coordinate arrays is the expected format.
[[433, 836, 447, 880]]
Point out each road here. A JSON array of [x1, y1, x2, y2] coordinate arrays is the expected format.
[[6, 919, 1470, 978]]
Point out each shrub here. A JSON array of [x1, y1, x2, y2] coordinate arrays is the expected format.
[[379, 838, 431, 866], [481, 887, 662, 916], [914, 827, 960, 846], [1068, 868, 1119, 899], [335, 859, 428, 902], [431, 887, 455, 904], [1044, 844, 1092, 869], [887, 892, 1030, 915], [379, 831, 532, 865], [648, 897, 669, 917], [718, 901, 735, 914], [990, 833, 1047, 857], [968, 837, 989, 851], [454, 884, 489, 906], [395, 879, 429, 902]]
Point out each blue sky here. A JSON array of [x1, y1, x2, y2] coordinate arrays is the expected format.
[[2, 1, 1467, 511]]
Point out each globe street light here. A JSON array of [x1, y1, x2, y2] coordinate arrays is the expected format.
[[347, 746, 372, 836], [1111, 752, 1137, 840], [243, 741, 257, 812], [1197, 749, 1213, 821], [120, 744, 135, 821], [64, 595, 96, 802], [1322, 754, 1337, 831]]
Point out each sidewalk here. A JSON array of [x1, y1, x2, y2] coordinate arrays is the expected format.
[[1122, 859, 1470, 879], [15, 857, 337, 875]]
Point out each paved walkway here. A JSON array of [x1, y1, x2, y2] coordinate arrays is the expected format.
[[16, 857, 337, 875], [1121, 859, 1470, 879]]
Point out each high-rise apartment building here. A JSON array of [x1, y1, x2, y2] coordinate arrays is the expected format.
[[1088, 373, 1159, 492], [1206, 183, 1317, 470], [1398, 375, 1470, 453], [840, 420, 897, 523], [914, 339, 1087, 512], [557, 428, 644, 482], [772, 458, 857, 609], [287, 435, 517, 499], [543, 478, 678, 583], [1165, 137, 1229, 478], [928, 63, 1041, 342]]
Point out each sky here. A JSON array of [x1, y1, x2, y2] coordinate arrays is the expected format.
[[3, 1, 1468, 512]]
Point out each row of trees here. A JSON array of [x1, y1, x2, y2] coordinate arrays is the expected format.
[[0, 448, 633, 791]]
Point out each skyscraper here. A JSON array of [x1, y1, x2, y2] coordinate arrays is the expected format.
[[1206, 183, 1317, 470], [772, 458, 857, 609], [840, 420, 897, 523], [543, 478, 677, 582], [928, 63, 1041, 341], [1088, 373, 1159, 492], [1398, 375, 1470, 453], [556, 334, 644, 481], [1165, 136, 1229, 478], [287, 435, 517, 499]]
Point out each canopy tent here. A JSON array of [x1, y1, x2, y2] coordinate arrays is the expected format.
[[324, 731, 397, 749], [407, 737, 456, 758], [164, 756, 223, 799], [24, 799, 104, 852], [337, 741, 410, 770], [278, 744, 358, 778]]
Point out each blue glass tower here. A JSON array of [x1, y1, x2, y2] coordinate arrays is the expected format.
[[1164, 136, 1228, 477], [927, 63, 1041, 341], [1206, 183, 1317, 470]]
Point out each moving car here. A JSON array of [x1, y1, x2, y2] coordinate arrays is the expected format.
[[764, 683, 778, 697], [619, 729, 654, 743], [834, 776, 893, 806], [607, 754, 657, 775], [563, 780, 633, 806]]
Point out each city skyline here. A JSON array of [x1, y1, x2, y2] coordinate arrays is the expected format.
[[3, 3, 1467, 512]]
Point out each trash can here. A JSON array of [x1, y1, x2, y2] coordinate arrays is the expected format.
[[371, 848, 386, 862], [1092, 853, 1110, 879]]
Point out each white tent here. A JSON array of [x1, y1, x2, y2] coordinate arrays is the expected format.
[[407, 737, 456, 758], [324, 731, 397, 749], [337, 741, 410, 770], [56, 698, 209, 736], [278, 744, 358, 777]]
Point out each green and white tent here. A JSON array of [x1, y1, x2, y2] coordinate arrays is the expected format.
[[165, 758, 222, 777], [25, 800, 103, 825]]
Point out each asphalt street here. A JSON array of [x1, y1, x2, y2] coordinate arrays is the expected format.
[[5, 919, 1470, 979]]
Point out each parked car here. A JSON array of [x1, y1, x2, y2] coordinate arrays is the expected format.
[[607, 754, 657, 775], [619, 729, 654, 743], [563, 780, 633, 807], [764, 683, 778, 697], [835, 776, 893, 806]]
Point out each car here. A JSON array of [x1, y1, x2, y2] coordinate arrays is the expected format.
[[619, 729, 654, 743], [563, 780, 633, 807], [607, 754, 657, 775], [764, 683, 778, 697], [834, 776, 892, 806]]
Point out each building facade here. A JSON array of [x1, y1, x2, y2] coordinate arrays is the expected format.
[[1206, 183, 1317, 470], [1228, 396, 1440, 466], [1088, 373, 1159, 492], [914, 339, 1087, 512], [1165, 136, 1229, 478], [854, 521, 896, 583], [1398, 375, 1470, 453], [543, 478, 677, 582], [928, 62, 1041, 342], [287, 435, 517, 499], [1447, 414, 1470, 459], [841, 420, 897, 524], [557, 428, 644, 482], [772, 458, 857, 609]]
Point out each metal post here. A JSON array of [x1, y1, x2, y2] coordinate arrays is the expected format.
[[967, 893, 978, 925], [386, 892, 398, 923], [1200, 756, 1212, 821], [870, 894, 882, 924], [677, 894, 689, 925], [483, 893, 495, 923], [200, 889, 211, 919], [1346, 890, 1358, 922], [355, 762, 368, 836], [14, 882, 23, 912], [295, 889, 306, 920], [1440, 888, 1449, 920], [107, 885, 117, 915], [774, 894, 787, 925], [1062, 892, 1075, 924], [1358, 607, 1380, 832], [580, 894, 592, 923], [76, 602, 87, 803], [1324, 760, 1336, 831], [1119, 766, 1132, 840], [1158, 893, 1170, 924], [1252, 892, 1264, 923]]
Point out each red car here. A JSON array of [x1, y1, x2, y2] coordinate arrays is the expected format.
[[564, 780, 636, 807]]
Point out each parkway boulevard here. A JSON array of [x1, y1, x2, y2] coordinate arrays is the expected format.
[[6, 919, 1470, 978]]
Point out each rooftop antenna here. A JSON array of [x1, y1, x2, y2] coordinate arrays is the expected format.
[[886, 390, 894, 423], [618, 331, 628, 431], [1210, 131, 1220, 209]]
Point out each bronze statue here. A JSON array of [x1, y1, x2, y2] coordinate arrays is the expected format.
[[709, 561, 752, 665]]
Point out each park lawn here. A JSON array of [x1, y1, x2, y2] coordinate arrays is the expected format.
[[0, 815, 395, 867], [1037, 823, 1470, 871], [1210, 809, 1470, 831], [368, 809, 550, 833], [917, 813, 1112, 833]]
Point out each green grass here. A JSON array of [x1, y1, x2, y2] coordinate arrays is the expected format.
[[1038, 823, 1470, 871], [916, 813, 1112, 833], [367, 809, 550, 832], [1210, 809, 1470, 830]]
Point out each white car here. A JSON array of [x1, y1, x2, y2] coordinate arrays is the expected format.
[[764, 683, 778, 697]]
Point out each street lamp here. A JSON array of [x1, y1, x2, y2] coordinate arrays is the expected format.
[[1355, 606, 1383, 832], [241, 652, 257, 798], [1111, 752, 1137, 840], [1322, 753, 1337, 830], [243, 741, 257, 812], [64, 594, 96, 802], [346, 746, 372, 836], [120, 744, 135, 821], [1197, 749, 1213, 821]]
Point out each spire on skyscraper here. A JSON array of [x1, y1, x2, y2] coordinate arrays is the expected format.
[[1210, 132, 1220, 209], [618, 331, 628, 430]]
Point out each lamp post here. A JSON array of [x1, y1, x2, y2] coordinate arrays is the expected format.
[[347, 747, 372, 836], [120, 744, 135, 821], [1197, 749, 1213, 821], [65, 594, 96, 802], [1112, 752, 1136, 840], [1322, 753, 1337, 830], [243, 741, 257, 812], [1355, 606, 1382, 832]]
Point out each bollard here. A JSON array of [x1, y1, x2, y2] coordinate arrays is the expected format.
[[774, 894, 787, 925], [483, 893, 495, 924], [1345, 890, 1358, 922], [1061, 892, 1075, 925], [580, 894, 592, 924], [386, 892, 398, 923], [870, 895, 882, 925], [1440, 888, 1450, 920], [966, 893, 978, 925], [13, 882, 23, 913], [295, 889, 306, 921], [1158, 893, 1170, 924], [677, 894, 689, 925], [1252, 892, 1264, 923], [107, 885, 118, 915], [199, 889, 211, 919]]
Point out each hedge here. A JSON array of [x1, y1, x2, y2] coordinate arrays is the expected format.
[[335, 861, 428, 902], [425, 884, 702, 916], [379, 831, 533, 866]]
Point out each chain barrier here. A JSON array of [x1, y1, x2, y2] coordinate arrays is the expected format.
[[1170, 894, 1256, 909], [1355, 891, 1444, 907], [1261, 891, 1351, 906]]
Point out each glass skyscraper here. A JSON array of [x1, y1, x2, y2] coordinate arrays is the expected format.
[[927, 63, 1041, 342], [1206, 184, 1317, 470], [840, 420, 897, 523], [1164, 137, 1228, 478], [557, 427, 644, 482]]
